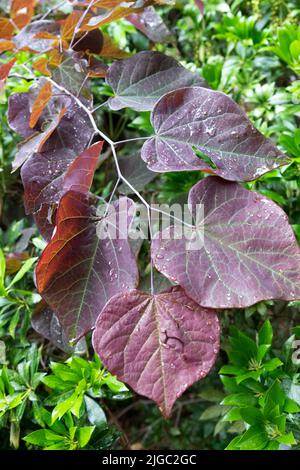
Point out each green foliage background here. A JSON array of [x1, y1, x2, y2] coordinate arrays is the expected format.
[[0, 0, 300, 450]]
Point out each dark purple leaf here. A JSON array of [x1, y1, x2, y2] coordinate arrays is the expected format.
[[14, 20, 60, 52], [50, 53, 93, 106], [8, 92, 37, 139], [10, 87, 94, 236], [106, 51, 207, 111], [93, 286, 219, 417], [118, 152, 156, 194], [72, 29, 104, 54], [36, 191, 139, 341], [152, 176, 300, 308], [141, 87, 289, 180], [32, 301, 86, 353], [22, 142, 103, 216], [127, 7, 173, 43]]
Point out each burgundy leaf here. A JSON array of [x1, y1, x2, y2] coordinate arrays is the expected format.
[[127, 7, 173, 43], [141, 87, 289, 180], [36, 191, 139, 341], [106, 51, 206, 111], [8, 92, 36, 139], [22, 141, 103, 216], [152, 176, 300, 308], [93, 286, 219, 417], [33, 204, 57, 241], [13, 106, 67, 171]]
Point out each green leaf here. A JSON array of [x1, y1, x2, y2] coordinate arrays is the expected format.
[[276, 432, 296, 445], [78, 426, 95, 448], [51, 394, 78, 423], [283, 397, 300, 413], [239, 407, 264, 426], [84, 396, 107, 430], [263, 358, 283, 372], [0, 248, 5, 295], [7, 257, 38, 289], [199, 404, 226, 420], [103, 375, 128, 393], [222, 393, 257, 407], [258, 320, 273, 346], [219, 365, 244, 376], [229, 424, 269, 450], [222, 407, 241, 422]]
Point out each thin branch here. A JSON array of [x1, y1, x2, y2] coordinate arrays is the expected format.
[[70, 0, 97, 48]]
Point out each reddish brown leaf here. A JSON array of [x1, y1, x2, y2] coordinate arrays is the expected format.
[[0, 58, 16, 80], [63, 141, 103, 193], [0, 39, 15, 53], [32, 57, 51, 76], [61, 10, 82, 42], [36, 192, 139, 341], [29, 81, 53, 128], [93, 287, 220, 417], [100, 33, 129, 59], [13, 106, 67, 171], [49, 48, 63, 67], [11, 0, 36, 29], [0, 18, 15, 40]]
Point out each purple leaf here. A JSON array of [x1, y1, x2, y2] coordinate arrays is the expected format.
[[127, 7, 173, 43], [152, 176, 300, 308], [14, 20, 60, 53], [50, 53, 93, 106], [36, 191, 139, 342], [8, 92, 36, 139], [92, 286, 219, 417], [118, 152, 156, 194], [106, 51, 207, 111], [9, 88, 95, 236], [22, 142, 103, 215], [32, 301, 86, 353], [13, 106, 67, 171], [141, 87, 289, 180]]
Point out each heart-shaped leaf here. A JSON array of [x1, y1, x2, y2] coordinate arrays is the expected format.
[[93, 286, 219, 417], [141, 87, 289, 180], [152, 177, 300, 308], [106, 51, 206, 111], [36, 191, 139, 341]]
